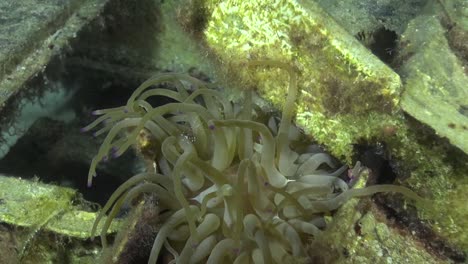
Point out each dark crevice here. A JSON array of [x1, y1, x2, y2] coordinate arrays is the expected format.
[[369, 28, 399, 66], [356, 27, 399, 67], [353, 142, 397, 185]]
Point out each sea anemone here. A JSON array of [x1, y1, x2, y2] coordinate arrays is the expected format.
[[84, 61, 422, 263]]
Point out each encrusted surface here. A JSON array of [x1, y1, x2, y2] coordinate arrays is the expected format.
[[0, 0, 79, 80], [204, 0, 402, 162], [315, 0, 428, 35], [321, 201, 449, 264], [0, 175, 121, 239], [0, 0, 109, 109], [400, 15, 468, 154]]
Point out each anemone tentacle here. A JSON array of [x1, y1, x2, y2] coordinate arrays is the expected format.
[[86, 62, 423, 264]]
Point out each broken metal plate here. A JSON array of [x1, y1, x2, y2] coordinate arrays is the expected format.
[[0, 174, 120, 239], [0, 0, 109, 109], [400, 15, 468, 154]]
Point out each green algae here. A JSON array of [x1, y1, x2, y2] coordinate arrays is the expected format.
[[399, 15, 468, 155], [204, 0, 402, 163], [313, 170, 449, 264], [0, 175, 75, 228], [200, 0, 468, 259], [0, 175, 123, 263], [0, 175, 121, 239], [400, 136, 468, 251]]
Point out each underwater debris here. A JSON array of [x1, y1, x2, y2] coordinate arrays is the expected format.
[[85, 61, 423, 263]]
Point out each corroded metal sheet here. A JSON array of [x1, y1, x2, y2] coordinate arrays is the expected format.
[[204, 0, 402, 162], [400, 15, 468, 154], [0, 0, 109, 109], [0, 175, 120, 238]]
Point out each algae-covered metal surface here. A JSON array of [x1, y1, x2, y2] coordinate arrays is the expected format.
[[325, 203, 451, 264], [0, 175, 121, 262], [0, 175, 91, 263], [0, 0, 81, 81], [400, 15, 468, 154], [204, 0, 402, 162], [0, 175, 75, 227], [0, 174, 120, 239], [315, 168, 450, 264], [0, 0, 109, 109], [396, 13, 468, 251], [315, 0, 428, 35]]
